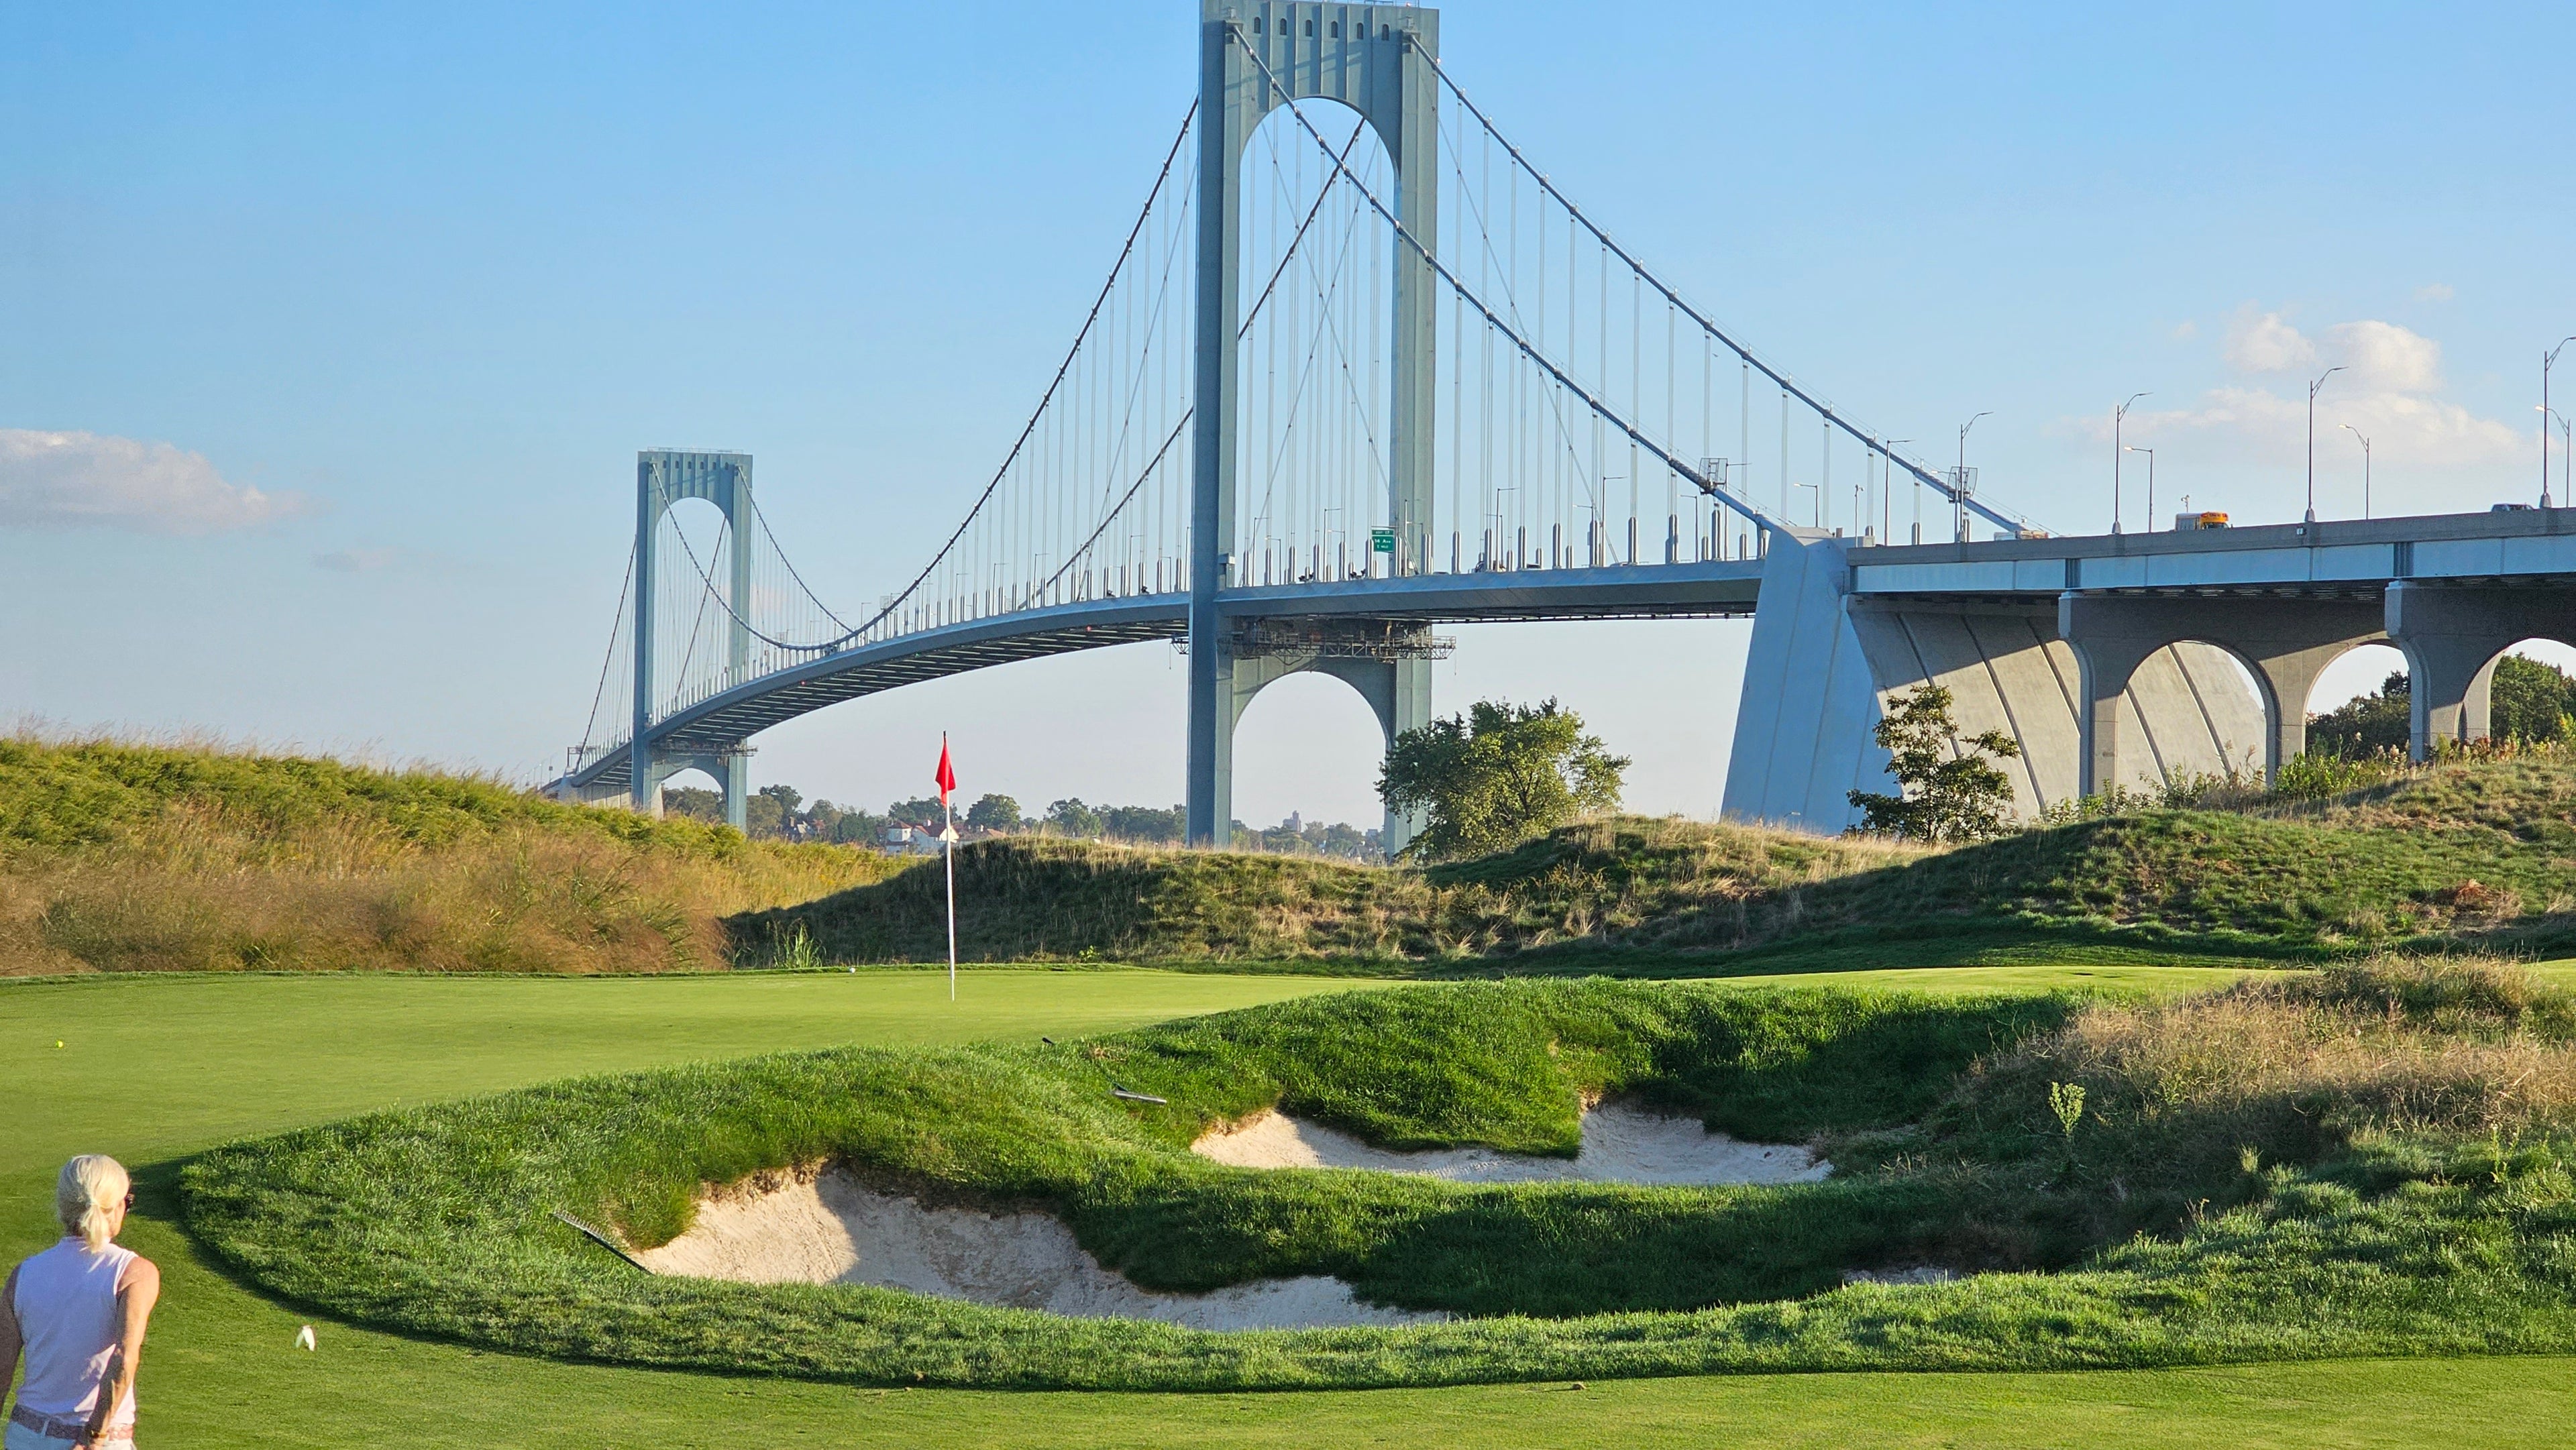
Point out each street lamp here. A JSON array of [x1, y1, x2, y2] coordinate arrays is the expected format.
[[2113, 392, 2150, 535], [2306, 367, 2345, 524], [2339, 424, 2371, 520], [1956, 412, 1991, 543], [2124, 445, 2155, 532], [1794, 482, 1820, 528], [2545, 337, 2576, 508]]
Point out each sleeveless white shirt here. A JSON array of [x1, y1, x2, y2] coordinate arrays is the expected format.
[[11, 1238, 140, 1425]]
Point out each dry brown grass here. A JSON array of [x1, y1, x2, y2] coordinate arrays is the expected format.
[[1957, 957, 2576, 1187], [0, 742, 894, 977]]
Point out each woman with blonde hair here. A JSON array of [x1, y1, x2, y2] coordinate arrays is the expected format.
[[1, 1157, 160, 1449]]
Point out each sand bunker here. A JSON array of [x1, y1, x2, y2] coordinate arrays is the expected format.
[[1191, 1101, 1830, 1186], [633, 1167, 1437, 1331]]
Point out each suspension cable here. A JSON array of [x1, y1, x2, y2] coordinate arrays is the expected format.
[[826, 101, 1201, 649], [577, 539, 637, 752], [1232, 30, 1782, 535], [1419, 48, 2032, 535]]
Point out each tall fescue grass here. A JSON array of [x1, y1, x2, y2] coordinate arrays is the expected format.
[[733, 816, 1923, 966], [0, 736, 894, 976], [1913, 956, 2576, 1233]]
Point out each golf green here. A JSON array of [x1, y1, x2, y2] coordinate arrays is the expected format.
[[5, 966, 2571, 1447]]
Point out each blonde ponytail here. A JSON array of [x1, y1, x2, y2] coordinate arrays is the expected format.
[[56, 1155, 130, 1250]]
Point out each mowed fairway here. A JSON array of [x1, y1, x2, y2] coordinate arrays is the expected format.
[[7, 966, 2575, 1448]]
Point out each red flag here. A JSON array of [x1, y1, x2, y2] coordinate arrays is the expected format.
[[934, 734, 957, 809]]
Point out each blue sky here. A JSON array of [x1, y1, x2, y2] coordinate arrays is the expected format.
[[5, 2, 2573, 826]]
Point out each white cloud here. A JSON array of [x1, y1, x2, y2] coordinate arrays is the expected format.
[[2217, 310, 2443, 389], [2169, 320, 2199, 341], [2223, 308, 2318, 373], [0, 429, 312, 534], [2416, 282, 2456, 302], [2118, 384, 2519, 469], [2326, 319, 2443, 392], [2088, 309, 2516, 470]]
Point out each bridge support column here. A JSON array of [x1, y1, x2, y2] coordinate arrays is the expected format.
[[2059, 593, 2383, 795], [722, 749, 749, 832], [1188, 3, 1440, 846], [631, 450, 755, 814], [2386, 581, 2576, 758], [635, 746, 751, 830]]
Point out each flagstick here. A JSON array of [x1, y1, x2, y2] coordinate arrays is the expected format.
[[943, 797, 957, 1001]]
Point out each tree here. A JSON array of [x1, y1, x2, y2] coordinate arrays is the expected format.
[[660, 785, 725, 825], [827, 811, 885, 846], [1378, 698, 1627, 861], [885, 795, 947, 829], [1099, 803, 1186, 844], [2308, 671, 2412, 759], [1043, 797, 1104, 838], [965, 793, 1022, 833], [2307, 655, 2574, 759], [2490, 654, 2575, 742], [1846, 684, 2021, 842]]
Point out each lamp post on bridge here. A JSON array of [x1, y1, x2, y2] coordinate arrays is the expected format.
[[1955, 412, 1990, 544], [1794, 482, 1819, 528], [2124, 446, 2155, 533], [2305, 366, 2343, 524], [2341, 424, 2375, 520], [2112, 392, 2149, 535], [2544, 337, 2576, 508]]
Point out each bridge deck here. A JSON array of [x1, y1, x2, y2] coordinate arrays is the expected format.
[[564, 510, 2576, 797], [564, 557, 1766, 792]]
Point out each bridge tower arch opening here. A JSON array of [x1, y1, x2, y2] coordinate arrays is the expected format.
[[2473, 641, 2576, 746], [1228, 666, 1403, 850], [2302, 643, 2413, 761], [2385, 582, 2576, 759], [633, 449, 757, 829], [1189, 1, 1440, 849]]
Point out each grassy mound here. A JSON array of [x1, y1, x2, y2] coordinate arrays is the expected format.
[[0, 736, 892, 976], [734, 756, 2576, 971], [181, 966, 2576, 1390], [729, 820, 1923, 968]]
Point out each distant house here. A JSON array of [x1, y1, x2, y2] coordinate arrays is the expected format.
[[881, 824, 945, 857]]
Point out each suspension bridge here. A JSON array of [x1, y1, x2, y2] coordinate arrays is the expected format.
[[551, 2, 2576, 844]]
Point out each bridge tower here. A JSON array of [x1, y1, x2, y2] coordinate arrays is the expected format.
[[631, 449, 755, 830], [1189, 1, 1440, 850]]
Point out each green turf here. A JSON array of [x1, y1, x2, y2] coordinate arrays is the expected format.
[[176, 969, 2576, 1392], [6, 966, 2568, 1445]]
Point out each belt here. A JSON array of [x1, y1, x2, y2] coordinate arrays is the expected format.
[[9, 1403, 134, 1445]]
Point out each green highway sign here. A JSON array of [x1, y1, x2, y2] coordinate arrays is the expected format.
[[1369, 528, 1395, 554]]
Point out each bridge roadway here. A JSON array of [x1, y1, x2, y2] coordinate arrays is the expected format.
[[561, 555, 1767, 796], [562, 507, 2576, 833]]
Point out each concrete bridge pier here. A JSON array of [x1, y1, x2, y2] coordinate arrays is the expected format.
[[604, 744, 751, 830], [2385, 581, 2576, 758], [1723, 535, 2274, 831], [2057, 593, 2383, 793]]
